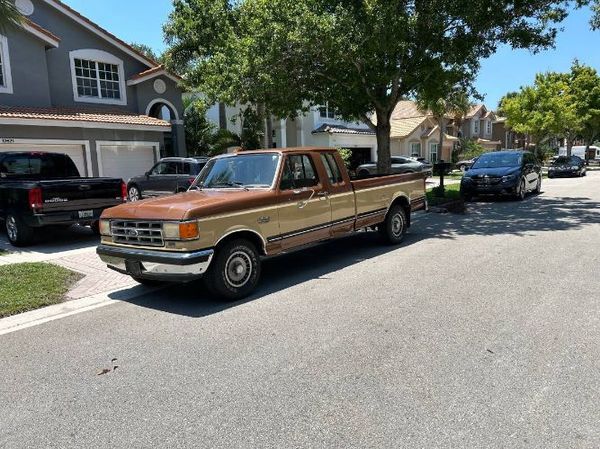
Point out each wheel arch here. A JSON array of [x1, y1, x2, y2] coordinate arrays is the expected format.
[[387, 194, 411, 228], [215, 229, 267, 255]]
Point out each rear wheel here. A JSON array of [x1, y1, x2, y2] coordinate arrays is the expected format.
[[128, 185, 141, 202], [379, 205, 407, 245], [205, 239, 261, 301], [5, 212, 34, 247]]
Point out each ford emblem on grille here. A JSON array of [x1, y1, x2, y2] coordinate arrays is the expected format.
[[126, 229, 139, 237]]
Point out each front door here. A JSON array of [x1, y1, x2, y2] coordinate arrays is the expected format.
[[277, 153, 332, 250]]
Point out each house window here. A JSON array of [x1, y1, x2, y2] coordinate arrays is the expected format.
[[472, 120, 480, 135], [486, 120, 492, 135], [410, 142, 421, 157], [69, 49, 126, 105], [319, 103, 338, 119], [0, 35, 13, 94], [429, 143, 439, 163]]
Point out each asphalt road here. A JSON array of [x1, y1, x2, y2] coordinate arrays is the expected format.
[[1, 173, 600, 449]]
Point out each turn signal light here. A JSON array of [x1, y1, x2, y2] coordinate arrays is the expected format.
[[179, 221, 199, 240]]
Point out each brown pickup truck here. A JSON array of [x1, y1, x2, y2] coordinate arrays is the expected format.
[[97, 148, 427, 299]]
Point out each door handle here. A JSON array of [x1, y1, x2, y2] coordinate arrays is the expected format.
[[297, 189, 315, 209]]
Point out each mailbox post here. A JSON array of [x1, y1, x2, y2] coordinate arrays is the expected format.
[[433, 160, 452, 197]]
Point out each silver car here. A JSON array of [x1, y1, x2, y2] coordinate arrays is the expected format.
[[357, 156, 425, 177]]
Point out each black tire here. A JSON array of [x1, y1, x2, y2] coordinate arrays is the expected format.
[[516, 178, 527, 201], [5, 211, 34, 247], [128, 184, 141, 202], [379, 205, 408, 245], [358, 170, 370, 178], [534, 175, 542, 194], [205, 239, 261, 301], [90, 220, 101, 236], [462, 192, 473, 202]]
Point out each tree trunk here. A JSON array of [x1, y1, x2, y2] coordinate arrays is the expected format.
[[438, 117, 445, 162], [566, 137, 573, 157], [218, 103, 227, 130], [375, 109, 392, 174]]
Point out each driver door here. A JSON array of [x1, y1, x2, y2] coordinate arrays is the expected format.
[[277, 153, 332, 250]]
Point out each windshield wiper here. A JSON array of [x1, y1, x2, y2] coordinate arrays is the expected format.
[[209, 181, 249, 191]]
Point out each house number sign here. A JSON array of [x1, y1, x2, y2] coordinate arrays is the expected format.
[[1, 138, 15, 144]]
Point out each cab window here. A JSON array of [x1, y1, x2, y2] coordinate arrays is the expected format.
[[320, 153, 343, 184], [280, 154, 319, 190], [151, 162, 177, 175]]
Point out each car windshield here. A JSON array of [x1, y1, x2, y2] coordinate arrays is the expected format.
[[193, 153, 281, 189], [554, 156, 580, 165], [471, 153, 522, 169]]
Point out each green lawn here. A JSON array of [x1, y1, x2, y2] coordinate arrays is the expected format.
[[426, 183, 462, 205], [0, 263, 82, 318]]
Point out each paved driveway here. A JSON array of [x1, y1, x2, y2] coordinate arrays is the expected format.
[[1, 173, 599, 448]]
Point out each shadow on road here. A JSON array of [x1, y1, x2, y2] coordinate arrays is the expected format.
[[111, 193, 600, 317], [0, 224, 99, 254]]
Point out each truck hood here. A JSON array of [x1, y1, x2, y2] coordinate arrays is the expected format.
[[101, 189, 277, 221]]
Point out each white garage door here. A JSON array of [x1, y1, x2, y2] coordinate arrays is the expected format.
[[0, 143, 87, 176], [99, 144, 157, 182]]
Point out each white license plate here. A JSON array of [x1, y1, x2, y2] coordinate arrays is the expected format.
[[78, 210, 94, 219]]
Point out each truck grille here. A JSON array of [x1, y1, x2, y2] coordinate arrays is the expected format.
[[111, 220, 164, 247]]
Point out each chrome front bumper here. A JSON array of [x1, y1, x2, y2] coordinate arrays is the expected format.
[[96, 245, 214, 281]]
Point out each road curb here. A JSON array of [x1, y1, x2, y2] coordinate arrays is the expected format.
[[0, 285, 156, 336]]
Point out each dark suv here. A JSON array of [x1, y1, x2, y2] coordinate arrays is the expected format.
[[127, 157, 209, 201], [460, 151, 542, 201]]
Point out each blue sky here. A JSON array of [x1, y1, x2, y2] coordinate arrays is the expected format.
[[64, 0, 600, 110]]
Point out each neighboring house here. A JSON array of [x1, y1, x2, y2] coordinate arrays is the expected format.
[[0, 0, 185, 181], [206, 102, 377, 167], [492, 117, 519, 149], [455, 104, 501, 150], [388, 101, 458, 162]]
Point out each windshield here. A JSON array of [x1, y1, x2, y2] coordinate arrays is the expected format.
[[193, 153, 281, 189], [471, 153, 522, 169], [554, 156, 580, 165]]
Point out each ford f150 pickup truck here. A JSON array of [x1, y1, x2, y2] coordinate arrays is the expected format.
[[97, 148, 427, 299], [0, 152, 126, 246]]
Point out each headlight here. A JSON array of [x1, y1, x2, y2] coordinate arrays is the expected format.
[[501, 175, 517, 182], [99, 219, 111, 236], [549, 166, 555, 170], [571, 165, 579, 170], [162, 221, 199, 240]]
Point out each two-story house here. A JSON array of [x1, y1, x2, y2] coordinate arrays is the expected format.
[[0, 0, 186, 181], [453, 104, 501, 150]]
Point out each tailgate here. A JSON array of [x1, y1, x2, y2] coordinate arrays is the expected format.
[[39, 178, 123, 212]]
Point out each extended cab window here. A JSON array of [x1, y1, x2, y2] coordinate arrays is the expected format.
[[280, 155, 319, 190], [0, 154, 79, 178], [320, 153, 343, 184]]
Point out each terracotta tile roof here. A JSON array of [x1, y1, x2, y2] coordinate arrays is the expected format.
[[22, 18, 61, 43], [312, 123, 375, 136], [0, 106, 171, 127], [129, 65, 183, 83], [391, 101, 427, 119], [466, 104, 485, 118]]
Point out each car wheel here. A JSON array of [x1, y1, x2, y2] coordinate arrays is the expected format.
[[379, 205, 407, 245], [205, 239, 261, 301], [90, 220, 101, 236], [5, 212, 34, 247], [459, 165, 467, 172], [128, 185, 141, 202], [358, 170, 370, 178], [534, 175, 542, 194], [516, 178, 527, 201]]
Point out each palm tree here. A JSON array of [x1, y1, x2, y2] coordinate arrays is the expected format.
[[0, 0, 23, 31]]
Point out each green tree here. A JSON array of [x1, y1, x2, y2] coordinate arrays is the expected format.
[[165, 0, 580, 173], [0, 0, 23, 31], [569, 61, 600, 149]]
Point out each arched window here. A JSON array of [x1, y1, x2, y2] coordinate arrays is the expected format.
[[145, 99, 180, 121], [69, 49, 127, 105]]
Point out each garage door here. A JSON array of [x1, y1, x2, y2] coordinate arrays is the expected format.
[[0, 143, 87, 176], [99, 144, 157, 182]]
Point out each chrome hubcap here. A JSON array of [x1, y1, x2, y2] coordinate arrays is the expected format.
[[391, 213, 404, 237], [6, 216, 17, 241], [225, 251, 253, 288], [129, 187, 139, 202]]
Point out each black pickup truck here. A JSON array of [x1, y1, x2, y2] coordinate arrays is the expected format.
[[0, 152, 125, 246]]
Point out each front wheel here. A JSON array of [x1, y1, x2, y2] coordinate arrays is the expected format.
[[534, 175, 542, 194], [516, 178, 527, 201], [379, 205, 408, 245], [205, 239, 261, 301], [5, 212, 34, 247]]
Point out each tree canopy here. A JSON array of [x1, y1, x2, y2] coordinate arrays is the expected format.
[[501, 61, 600, 155], [165, 0, 594, 171]]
